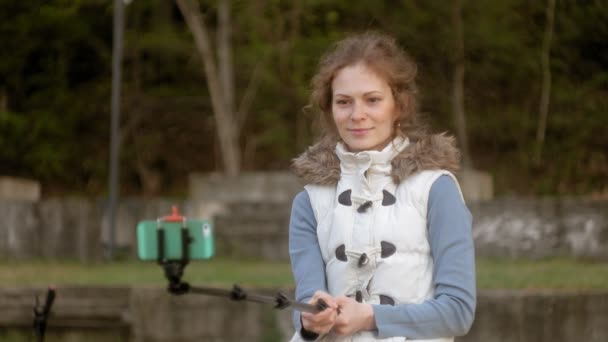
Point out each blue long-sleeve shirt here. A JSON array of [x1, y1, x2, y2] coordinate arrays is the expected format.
[[289, 175, 476, 339]]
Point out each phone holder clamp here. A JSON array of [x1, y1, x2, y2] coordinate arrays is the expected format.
[[156, 208, 193, 295]]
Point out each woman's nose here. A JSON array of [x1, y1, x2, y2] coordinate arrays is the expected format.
[[350, 101, 366, 120]]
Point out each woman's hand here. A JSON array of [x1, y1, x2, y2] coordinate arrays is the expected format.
[[301, 291, 339, 335], [332, 296, 376, 335]]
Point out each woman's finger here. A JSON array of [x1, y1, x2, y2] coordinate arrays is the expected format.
[[312, 291, 339, 310]]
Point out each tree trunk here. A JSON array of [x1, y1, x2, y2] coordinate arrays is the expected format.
[[176, 0, 240, 176], [535, 0, 555, 165], [451, 0, 471, 169], [217, 0, 234, 121]]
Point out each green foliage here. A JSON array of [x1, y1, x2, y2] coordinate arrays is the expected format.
[[0, 0, 606, 195], [0, 0, 110, 192]]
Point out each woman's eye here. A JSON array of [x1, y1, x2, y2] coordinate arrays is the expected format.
[[368, 97, 381, 103], [336, 99, 349, 105]]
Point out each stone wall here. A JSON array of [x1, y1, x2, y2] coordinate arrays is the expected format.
[[465, 290, 608, 342], [214, 202, 291, 261], [189, 172, 302, 204], [1, 287, 607, 342], [469, 197, 608, 260], [0, 177, 41, 201], [0, 287, 130, 342], [0, 286, 292, 342], [0, 196, 607, 261]]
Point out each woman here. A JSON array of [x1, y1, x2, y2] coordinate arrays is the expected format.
[[288, 32, 476, 341]]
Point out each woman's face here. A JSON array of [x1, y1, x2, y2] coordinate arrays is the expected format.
[[331, 63, 397, 153]]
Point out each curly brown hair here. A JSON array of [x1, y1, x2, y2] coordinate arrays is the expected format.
[[309, 31, 427, 143]]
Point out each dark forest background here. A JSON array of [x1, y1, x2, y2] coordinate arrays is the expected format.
[[0, 0, 606, 197]]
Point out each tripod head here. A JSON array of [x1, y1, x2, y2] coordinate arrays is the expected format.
[[161, 260, 191, 295]]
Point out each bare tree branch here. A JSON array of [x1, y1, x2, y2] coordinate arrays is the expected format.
[[218, 0, 234, 118], [236, 59, 264, 133], [535, 0, 555, 165], [175, 0, 240, 176]]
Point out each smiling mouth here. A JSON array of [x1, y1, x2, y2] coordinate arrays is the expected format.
[[348, 128, 373, 136]]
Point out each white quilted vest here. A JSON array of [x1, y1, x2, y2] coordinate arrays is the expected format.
[[291, 138, 459, 342]]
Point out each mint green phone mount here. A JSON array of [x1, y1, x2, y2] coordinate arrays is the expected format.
[[136, 206, 214, 261], [137, 206, 214, 294]]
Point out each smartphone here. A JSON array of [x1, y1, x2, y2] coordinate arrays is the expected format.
[[137, 219, 214, 261]]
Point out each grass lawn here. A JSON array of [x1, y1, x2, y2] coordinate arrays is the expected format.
[[476, 257, 608, 290], [0, 257, 607, 290], [0, 258, 293, 288]]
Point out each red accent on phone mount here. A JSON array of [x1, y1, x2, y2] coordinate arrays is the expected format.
[[163, 206, 184, 222]]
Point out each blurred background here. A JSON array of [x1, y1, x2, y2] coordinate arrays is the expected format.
[[0, 0, 607, 341], [1, 0, 606, 197]]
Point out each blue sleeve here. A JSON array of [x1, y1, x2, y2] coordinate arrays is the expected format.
[[289, 190, 327, 332], [373, 175, 476, 338]]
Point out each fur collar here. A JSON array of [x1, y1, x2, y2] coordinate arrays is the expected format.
[[291, 133, 460, 185]]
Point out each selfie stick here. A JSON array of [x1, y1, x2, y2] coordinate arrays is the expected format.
[[157, 208, 328, 314], [170, 278, 328, 314], [33, 286, 56, 342]]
